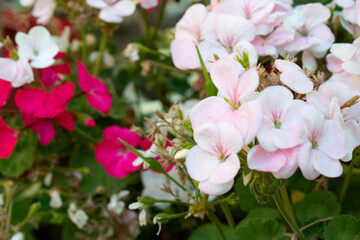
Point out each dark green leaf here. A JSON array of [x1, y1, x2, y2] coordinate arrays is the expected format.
[[232, 219, 287, 240], [189, 223, 232, 240], [239, 208, 280, 227], [324, 215, 360, 240], [234, 177, 262, 212]]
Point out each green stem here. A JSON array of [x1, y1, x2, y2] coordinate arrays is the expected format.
[[140, 9, 150, 41], [340, 156, 357, 204], [280, 184, 295, 220], [163, 172, 186, 192], [149, 0, 168, 46], [74, 128, 98, 144], [152, 199, 190, 206], [220, 202, 235, 231], [92, 31, 108, 77], [195, 45, 217, 96], [273, 192, 306, 240], [81, 27, 88, 64], [207, 211, 226, 240]]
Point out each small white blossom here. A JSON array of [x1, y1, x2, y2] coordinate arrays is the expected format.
[[68, 203, 89, 229], [10, 232, 24, 240], [107, 195, 125, 215], [49, 190, 63, 209], [123, 43, 139, 62], [43, 173, 53, 187], [139, 208, 147, 226]]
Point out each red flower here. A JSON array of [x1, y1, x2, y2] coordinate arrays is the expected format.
[[77, 62, 112, 114], [0, 118, 18, 159], [0, 80, 12, 108]]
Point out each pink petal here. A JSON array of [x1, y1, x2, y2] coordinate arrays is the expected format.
[[54, 112, 75, 132], [170, 39, 200, 70], [317, 120, 347, 159], [198, 179, 234, 196], [237, 67, 259, 100], [302, 3, 331, 30], [312, 150, 343, 177], [103, 126, 141, 147], [297, 142, 320, 180], [32, 119, 56, 145], [95, 140, 120, 165], [247, 145, 286, 173], [0, 118, 18, 159], [302, 51, 318, 71], [326, 54, 343, 73], [208, 153, 240, 184], [342, 61, 360, 75], [40, 67, 60, 87], [318, 81, 351, 106], [0, 80, 12, 108], [53, 63, 71, 75], [186, 146, 219, 182], [15, 88, 47, 114], [330, 43, 356, 62], [273, 147, 299, 179]]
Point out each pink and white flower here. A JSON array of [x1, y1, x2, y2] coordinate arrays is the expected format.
[[86, 0, 136, 23], [20, 0, 56, 24], [186, 122, 243, 195], [0, 58, 34, 87]]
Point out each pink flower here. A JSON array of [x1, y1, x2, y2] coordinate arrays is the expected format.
[[282, 3, 334, 70], [77, 62, 112, 114], [86, 0, 136, 23], [22, 112, 75, 145], [140, 0, 160, 12], [0, 57, 34, 87], [190, 58, 263, 145], [256, 86, 306, 152], [275, 60, 314, 94], [20, 0, 56, 24], [95, 126, 142, 178], [247, 145, 298, 179], [85, 118, 96, 127], [306, 81, 360, 161], [186, 122, 243, 195], [15, 82, 75, 118], [0, 118, 18, 159], [40, 67, 61, 88], [0, 80, 12, 108], [297, 105, 347, 180]]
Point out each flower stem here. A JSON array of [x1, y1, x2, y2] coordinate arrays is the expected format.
[[92, 30, 108, 77], [149, 0, 168, 46], [207, 210, 227, 240], [220, 202, 235, 231], [340, 156, 357, 204], [74, 128, 98, 144], [273, 192, 306, 240], [280, 184, 295, 220], [81, 27, 88, 64]]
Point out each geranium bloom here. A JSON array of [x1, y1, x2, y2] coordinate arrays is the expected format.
[[86, 0, 136, 23], [256, 86, 306, 152], [140, 0, 160, 12], [297, 105, 347, 180], [0, 118, 18, 159], [0, 58, 34, 87], [95, 126, 142, 178], [275, 60, 314, 94], [15, 26, 59, 68], [22, 112, 75, 145], [334, 0, 357, 24], [186, 122, 243, 195], [306, 81, 360, 161], [15, 82, 75, 118], [282, 3, 334, 70], [20, 0, 56, 24], [77, 62, 112, 114], [0, 80, 11, 108], [326, 37, 360, 89], [247, 145, 299, 179], [190, 58, 263, 145]]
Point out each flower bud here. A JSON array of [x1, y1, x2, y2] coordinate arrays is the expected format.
[[137, 196, 156, 206]]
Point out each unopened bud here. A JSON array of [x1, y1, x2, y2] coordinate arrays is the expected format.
[[174, 149, 189, 160], [137, 196, 156, 206], [341, 96, 360, 109]]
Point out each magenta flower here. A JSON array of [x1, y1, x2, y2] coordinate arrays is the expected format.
[[77, 62, 112, 115], [0, 79, 12, 108], [0, 117, 18, 159], [22, 112, 75, 145], [15, 82, 75, 118], [95, 126, 142, 178]]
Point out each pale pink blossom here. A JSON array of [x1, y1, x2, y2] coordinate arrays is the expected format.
[[247, 145, 298, 179], [186, 122, 243, 195], [256, 86, 306, 152], [86, 0, 136, 23], [306, 81, 360, 161], [20, 0, 55, 24], [282, 3, 334, 70], [297, 105, 347, 180], [0, 58, 34, 87], [275, 59, 314, 94], [189, 58, 263, 145]]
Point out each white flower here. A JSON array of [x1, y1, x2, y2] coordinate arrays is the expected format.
[[107, 190, 129, 215], [10, 232, 24, 240], [153, 216, 162, 236], [43, 172, 53, 187], [139, 208, 147, 226], [123, 43, 139, 62], [86, 0, 136, 23], [15, 26, 59, 68], [68, 203, 89, 229], [0, 57, 34, 87], [20, 0, 55, 24], [49, 190, 62, 209]]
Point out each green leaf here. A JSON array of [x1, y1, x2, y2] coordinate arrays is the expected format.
[[239, 208, 280, 227], [293, 0, 332, 6], [195, 45, 217, 96], [0, 131, 35, 177], [232, 219, 287, 240], [324, 215, 360, 240], [189, 224, 232, 240], [69, 147, 126, 194], [234, 177, 262, 212], [109, 96, 130, 120], [294, 190, 341, 226]]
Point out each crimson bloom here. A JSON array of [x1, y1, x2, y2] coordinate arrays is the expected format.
[[15, 82, 75, 118], [77, 62, 112, 114], [0, 80, 12, 108], [0, 117, 18, 159], [95, 126, 142, 178]]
